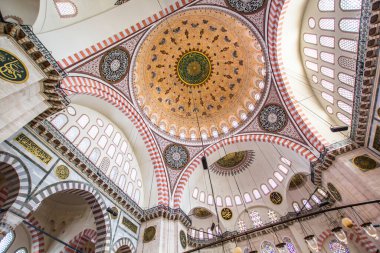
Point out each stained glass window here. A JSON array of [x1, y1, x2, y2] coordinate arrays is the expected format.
[[208, 195, 214, 205], [304, 48, 318, 58], [109, 167, 118, 181], [278, 165, 289, 174], [260, 241, 276, 253], [225, 196, 233, 206], [320, 36, 335, 48], [238, 219, 247, 232], [208, 228, 213, 239], [312, 195, 321, 204], [319, 18, 335, 30], [118, 175, 126, 189], [340, 0, 361, 10], [261, 184, 270, 195], [77, 114, 89, 128], [339, 19, 360, 33], [268, 210, 279, 223], [200, 192, 205, 202], [89, 148, 101, 163], [131, 168, 137, 181], [105, 124, 114, 137], [302, 199, 313, 210], [318, 0, 334, 11], [304, 34, 317, 44], [77, 137, 91, 153], [280, 157, 291, 166], [65, 126, 80, 142], [51, 114, 68, 129], [216, 196, 223, 206], [283, 237, 297, 253], [244, 193, 252, 203], [0, 231, 14, 253], [337, 113, 351, 125], [249, 210, 263, 228], [88, 125, 99, 139], [15, 248, 28, 253], [268, 179, 278, 189], [55, 1, 77, 17], [329, 239, 350, 253], [274, 172, 284, 182], [293, 202, 301, 213], [235, 195, 242, 205], [320, 52, 335, 63], [253, 189, 261, 199]]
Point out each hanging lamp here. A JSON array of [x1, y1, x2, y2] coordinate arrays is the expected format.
[[304, 235, 319, 253], [361, 222, 379, 240], [233, 247, 243, 253], [275, 242, 288, 253], [331, 226, 348, 244]]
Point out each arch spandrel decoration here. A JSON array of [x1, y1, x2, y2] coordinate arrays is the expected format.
[[21, 181, 112, 253]]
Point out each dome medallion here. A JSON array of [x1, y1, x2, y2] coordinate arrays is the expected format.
[[130, 7, 269, 145]]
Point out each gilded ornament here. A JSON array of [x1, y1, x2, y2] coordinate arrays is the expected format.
[[143, 226, 156, 243], [0, 48, 28, 83], [259, 104, 287, 132], [180, 230, 187, 249], [327, 183, 342, 202], [55, 165, 70, 180], [211, 151, 255, 176], [15, 133, 52, 164], [270, 192, 283, 205], [176, 50, 212, 86], [100, 47, 129, 83], [353, 155, 378, 172], [163, 144, 189, 170], [226, 0, 265, 13], [221, 207, 233, 220], [289, 174, 306, 190], [122, 216, 138, 234], [193, 207, 212, 219]]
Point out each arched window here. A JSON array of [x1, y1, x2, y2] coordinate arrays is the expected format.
[[121, 141, 128, 153], [283, 237, 297, 253], [304, 34, 317, 44], [127, 182, 133, 196], [293, 202, 301, 213], [113, 132, 121, 146], [340, 0, 361, 10], [320, 36, 335, 48], [107, 145, 116, 158], [260, 241, 276, 253], [268, 210, 279, 223], [268, 179, 278, 189], [191, 228, 196, 238], [321, 80, 334, 91], [234, 195, 242, 205], [99, 157, 110, 172], [77, 114, 89, 128], [77, 137, 91, 153], [320, 52, 335, 63], [199, 192, 205, 203], [337, 101, 352, 114], [110, 167, 118, 181], [278, 165, 289, 174], [207, 228, 213, 239], [207, 195, 214, 205], [237, 220, 247, 232], [199, 229, 204, 240], [338, 73, 355, 86], [280, 157, 291, 166], [88, 125, 99, 139], [115, 153, 123, 166], [249, 210, 263, 228], [338, 88, 353, 101], [321, 66, 334, 78], [118, 175, 126, 189], [261, 184, 270, 195], [318, 0, 334, 11], [15, 248, 28, 253], [317, 188, 328, 198], [312, 194, 321, 204], [243, 193, 252, 203], [302, 199, 312, 210], [225, 196, 232, 207], [134, 189, 140, 203], [339, 39, 357, 53], [337, 113, 351, 125], [253, 189, 261, 199], [215, 226, 222, 235], [305, 61, 318, 72], [65, 126, 80, 142], [216, 196, 223, 206], [339, 19, 359, 33], [131, 169, 137, 181], [51, 114, 68, 129], [123, 162, 130, 174], [304, 48, 318, 58], [274, 172, 284, 182], [0, 231, 15, 253], [54, 0, 78, 18], [321, 92, 334, 104], [192, 188, 199, 199], [89, 148, 101, 163], [329, 239, 350, 253], [105, 124, 114, 137], [319, 18, 335, 31], [98, 135, 107, 148]]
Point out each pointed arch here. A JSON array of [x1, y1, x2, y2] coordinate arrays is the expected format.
[[60, 229, 97, 253], [112, 237, 136, 253], [25, 215, 45, 253], [21, 181, 112, 253]]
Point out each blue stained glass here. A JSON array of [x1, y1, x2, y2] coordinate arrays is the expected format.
[[329, 239, 350, 253], [261, 241, 276, 253], [283, 237, 297, 253]]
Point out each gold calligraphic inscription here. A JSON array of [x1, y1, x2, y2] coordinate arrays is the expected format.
[[180, 230, 187, 249], [55, 165, 70, 180], [122, 216, 138, 234], [270, 192, 283, 205], [143, 226, 156, 243], [0, 48, 28, 83], [15, 133, 52, 164], [221, 208, 233, 220]]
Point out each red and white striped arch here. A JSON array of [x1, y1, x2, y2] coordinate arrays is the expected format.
[[58, 0, 195, 69], [172, 133, 318, 208], [267, 0, 328, 152], [60, 76, 169, 206], [317, 225, 378, 253]]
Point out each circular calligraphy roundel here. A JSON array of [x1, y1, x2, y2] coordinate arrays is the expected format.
[[0, 49, 29, 83]]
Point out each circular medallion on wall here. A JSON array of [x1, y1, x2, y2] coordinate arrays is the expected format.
[[109, 207, 119, 219], [192, 207, 213, 219], [210, 151, 255, 176], [221, 208, 233, 220], [259, 104, 287, 132], [327, 183, 342, 202], [100, 47, 130, 83], [143, 226, 156, 243], [270, 192, 283, 205], [55, 165, 70, 180], [180, 230, 187, 249], [163, 144, 189, 170], [353, 155, 378, 172], [225, 0, 265, 13], [0, 48, 29, 83]]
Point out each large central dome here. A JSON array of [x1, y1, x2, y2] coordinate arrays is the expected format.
[[130, 7, 268, 144]]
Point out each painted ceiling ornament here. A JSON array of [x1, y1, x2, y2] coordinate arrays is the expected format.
[[327, 182, 342, 202], [353, 155, 378, 172], [210, 150, 255, 176], [55, 165, 70, 180], [163, 144, 190, 170], [270, 192, 283, 205], [192, 207, 213, 219], [226, 0, 265, 13], [130, 7, 269, 144], [0, 48, 28, 83], [221, 207, 233, 220], [259, 104, 288, 132], [143, 226, 156, 243], [100, 47, 130, 83], [180, 230, 187, 249], [289, 173, 306, 190]]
